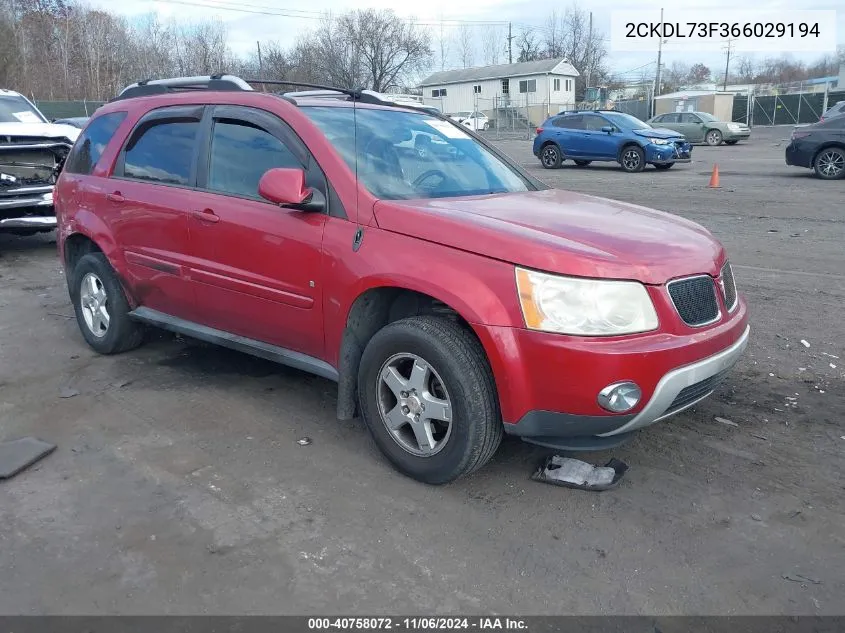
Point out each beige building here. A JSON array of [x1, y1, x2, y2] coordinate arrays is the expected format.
[[654, 90, 735, 120]]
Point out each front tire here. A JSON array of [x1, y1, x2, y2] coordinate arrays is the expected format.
[[705, 129, 723, 146], [70, 252, 144, 354], [540, 143, 562, 169], [357, 315, 503, 485], [813, 147, 845, 180], [620, 145, 645, 173]]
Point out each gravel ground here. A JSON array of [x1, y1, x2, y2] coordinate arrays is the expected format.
[[0, 125, 843, 615]]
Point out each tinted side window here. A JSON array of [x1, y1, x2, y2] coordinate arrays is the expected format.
[[661, 113, 679, 123], [64, 112, 127, 175], [680, 113, 700, 123], [207, 120, 301, 198], [557, 115, 583, 130], [123, 120, 198, 185], [582, 115, 609, 131]]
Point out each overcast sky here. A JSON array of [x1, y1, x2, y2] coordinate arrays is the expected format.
[[88, 0, 844, 81]]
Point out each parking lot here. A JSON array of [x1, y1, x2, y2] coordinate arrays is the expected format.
[[1, 125, 843, 615]]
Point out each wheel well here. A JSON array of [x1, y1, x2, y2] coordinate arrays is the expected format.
[[813, 143, 845, 162], [63, 234, 102, 281], [335, 287, 478, 420], [617, 142, 642, 161]]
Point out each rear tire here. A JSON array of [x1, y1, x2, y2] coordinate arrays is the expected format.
[[70, 252, 144, 355], [813, 147, 845, 180], [540, 143, 562, 169], [620, 145, 645, 173], [357, 315, 503, 485], [574, 160, 592, 166]]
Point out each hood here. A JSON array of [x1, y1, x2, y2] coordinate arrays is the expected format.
[[633, 127, 683, 140], [0, 122, 80, 143], [373, 189, 725, 285]]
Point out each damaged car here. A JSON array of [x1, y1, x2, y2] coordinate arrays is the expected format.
[[1, 89, 79, 234]]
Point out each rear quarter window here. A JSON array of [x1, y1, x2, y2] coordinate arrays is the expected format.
[[63, 112, 128, 175]]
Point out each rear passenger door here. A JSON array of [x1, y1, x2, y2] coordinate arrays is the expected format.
[[552, 115, 584, 157], [108, 106, 203, 321], [185, 105, 329, 358], [678, 113, 705, 141]]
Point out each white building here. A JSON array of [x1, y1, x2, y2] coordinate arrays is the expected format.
[[418, 59, 580, 120]]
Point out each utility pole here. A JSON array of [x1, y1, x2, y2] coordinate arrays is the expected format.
[[722, 39, 734, 91], [654, 8, 664, 98], [585, 11, 593, 92], [256, 41, 265, 91], [507, 22, 513, 64]]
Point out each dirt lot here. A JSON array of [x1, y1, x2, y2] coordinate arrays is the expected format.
[[1, 125, 843, 615]]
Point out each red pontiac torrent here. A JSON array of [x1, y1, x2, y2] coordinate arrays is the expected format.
[[54, 76, 749, 484]]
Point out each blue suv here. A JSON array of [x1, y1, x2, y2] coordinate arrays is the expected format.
[[533, 110, 692, 173]]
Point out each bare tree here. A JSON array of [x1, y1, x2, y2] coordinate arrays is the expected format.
[[454, 23, 475, 68], [345, 10, 432, 91], [480, 25, 503, 66], [433, 17, 451, 71], [516, 27, 540, 62], [543, 11, 563, 58]]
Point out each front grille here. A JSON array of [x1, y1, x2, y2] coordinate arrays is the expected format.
[[662, 368, 733, 417], [721, 262, 737, 311], [667, 276, 719, 326]]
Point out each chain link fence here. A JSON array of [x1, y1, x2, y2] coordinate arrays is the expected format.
[[34, 100, 105, 120]]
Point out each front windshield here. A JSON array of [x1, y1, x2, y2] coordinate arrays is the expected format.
[[302, 106, 531, 200], [0, 95, 47, 124], [697, 112, 718, 122], [604, 112, 651, 130]]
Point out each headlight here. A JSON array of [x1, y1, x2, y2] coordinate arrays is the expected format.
[[727, 123, 740, 131], [515, 268, 659, 336], [648, 138, 672, 145]]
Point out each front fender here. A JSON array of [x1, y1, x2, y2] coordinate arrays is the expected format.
[[321, 221, 525, 368]]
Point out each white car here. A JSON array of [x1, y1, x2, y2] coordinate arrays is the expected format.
[[1, 89, 80, 233], [449, 111, 490, 131]]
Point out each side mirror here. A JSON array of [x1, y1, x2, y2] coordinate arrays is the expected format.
[[601, 126, 614, 134], [258, 168, 321, 211]]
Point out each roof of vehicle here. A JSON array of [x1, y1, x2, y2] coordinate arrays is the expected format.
[[0, 88, 25, 98], [102, 75, 439, 118]]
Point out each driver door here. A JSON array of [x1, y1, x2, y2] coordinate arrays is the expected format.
[[678, 113, 706, 141], [185, 105, 329, 358]]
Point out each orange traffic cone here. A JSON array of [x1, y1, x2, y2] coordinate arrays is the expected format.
[[708, 164, 721, 188]]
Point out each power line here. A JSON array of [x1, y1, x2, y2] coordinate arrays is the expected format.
[[146, 0, 511, 25]]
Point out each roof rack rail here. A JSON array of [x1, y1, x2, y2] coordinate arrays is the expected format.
[[113, 75, 253, 101]]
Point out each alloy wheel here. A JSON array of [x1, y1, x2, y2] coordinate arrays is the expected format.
[[541, 146, 559, 167], [622, 149, 641, 171], [817, 150, 845, 178], [79, 272, 110, 338], [376, 353, 453, 457]]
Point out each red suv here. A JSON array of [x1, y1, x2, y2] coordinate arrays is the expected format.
[[55, 76, 750, 484]]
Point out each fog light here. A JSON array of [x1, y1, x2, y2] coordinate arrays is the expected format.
[[597, 381, 641, 413]]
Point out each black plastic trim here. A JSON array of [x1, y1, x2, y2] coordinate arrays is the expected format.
[[129, 307, 339, 382], [506, 409, 634, 439]]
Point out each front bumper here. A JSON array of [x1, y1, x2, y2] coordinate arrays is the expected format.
[[647, 141, 692, 165], [0, 188, 56, 230], [724, 130, 751, 141], [599, 324, 749, 436], [476, 293, 749, 450]]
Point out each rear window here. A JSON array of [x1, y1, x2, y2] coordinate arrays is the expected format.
[[64, 112, 127, 175]]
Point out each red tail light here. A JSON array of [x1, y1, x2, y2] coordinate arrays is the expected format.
[[535, 127, 543, 135]]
